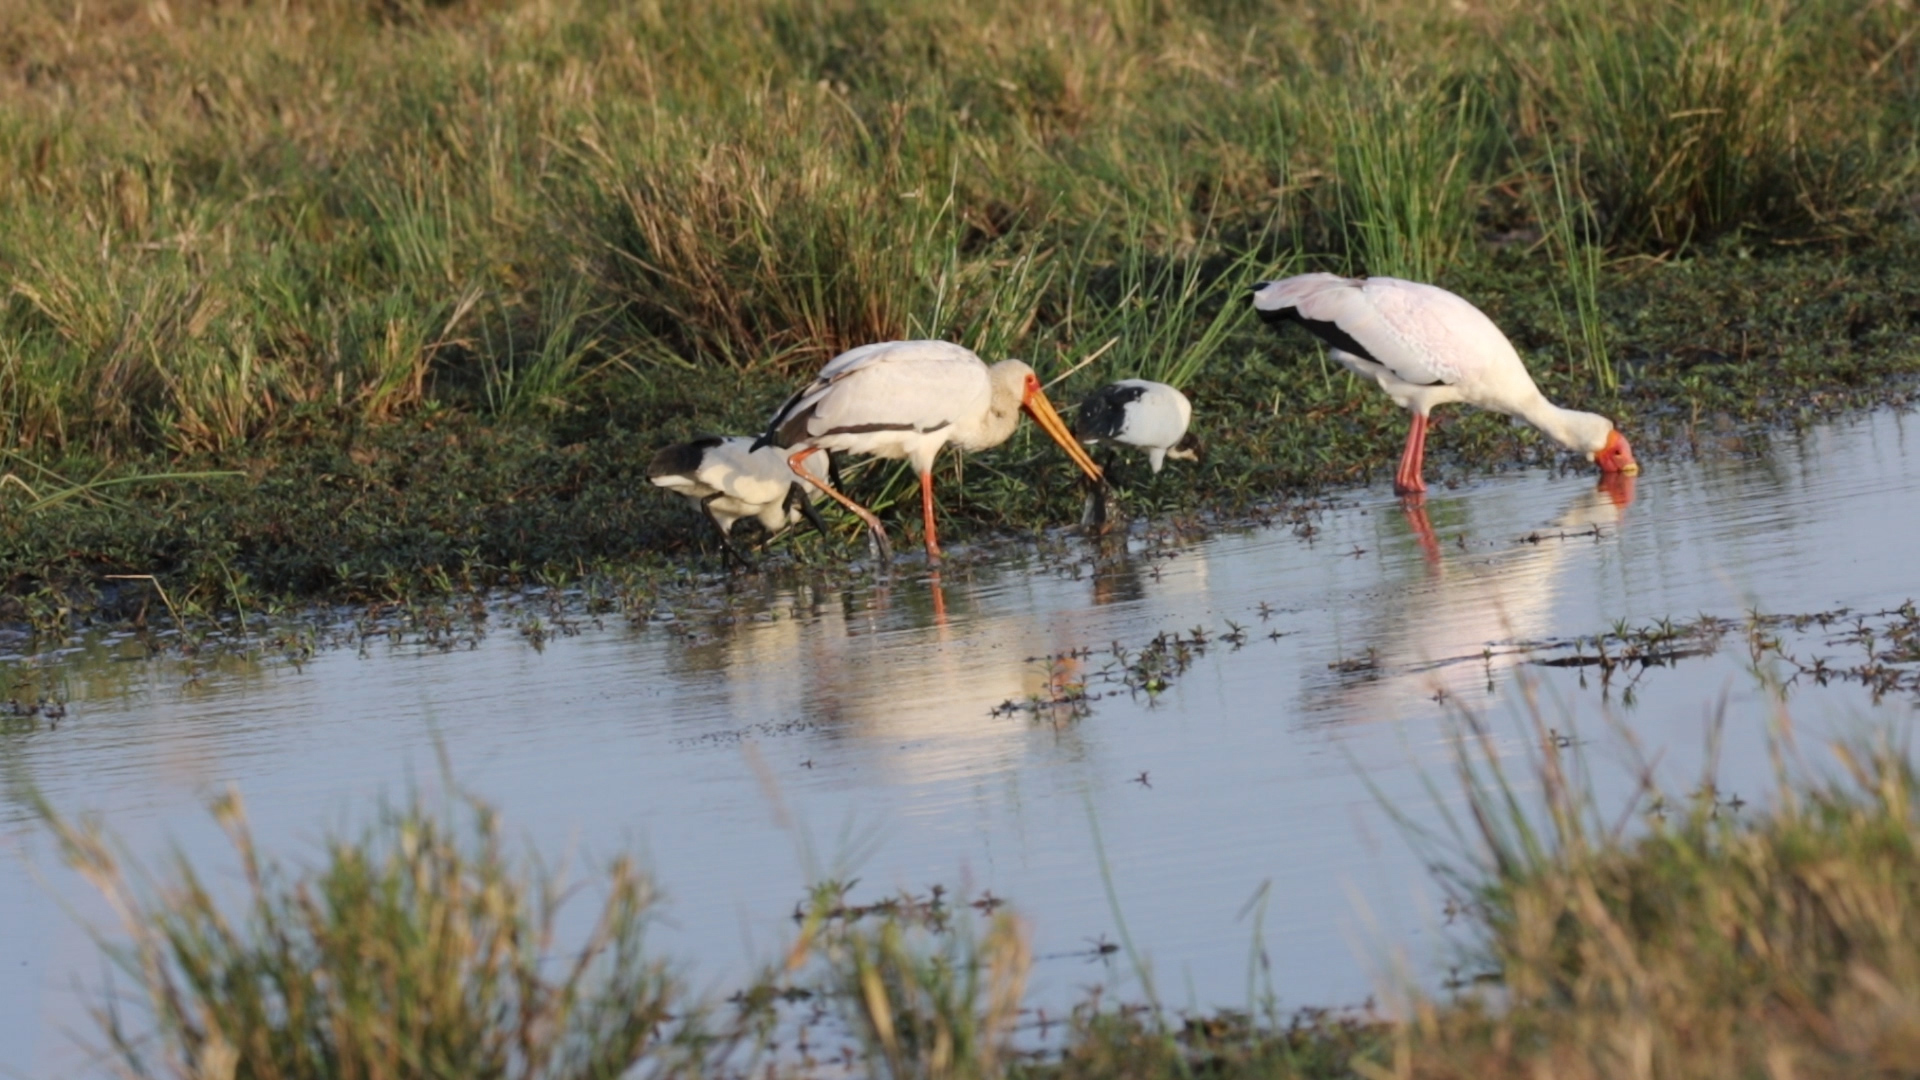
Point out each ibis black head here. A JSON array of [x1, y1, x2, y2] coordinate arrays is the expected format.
[[648, 436, 724, 480]]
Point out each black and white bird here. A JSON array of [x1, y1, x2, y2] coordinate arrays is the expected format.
[[757, 340, 1104, 564], [1074, 379, 1203, 474], [648, 436, 831, 567], [1249, 274, 1637, 495], [1072, 379, 1204, 527]]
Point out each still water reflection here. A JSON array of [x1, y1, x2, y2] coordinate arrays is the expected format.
[[3, 409, 1918, 1075]]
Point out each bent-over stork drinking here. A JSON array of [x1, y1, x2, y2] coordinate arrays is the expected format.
[[1249, 274, 1637, 496]]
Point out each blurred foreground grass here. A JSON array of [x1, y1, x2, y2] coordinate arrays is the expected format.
[[37, 704, 1920, 1079]]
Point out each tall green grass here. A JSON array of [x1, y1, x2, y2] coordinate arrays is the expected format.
[[1509, 0, 1847, 248], [1, 0, 1912, 456], [1330, 64, 1490, 282], [1515, 133, 1618, 393], [41, 783, 709, 1080]]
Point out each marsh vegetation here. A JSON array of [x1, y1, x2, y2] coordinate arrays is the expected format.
[[3, 0, 1919, 622], [7, 3, 1920, 1073]]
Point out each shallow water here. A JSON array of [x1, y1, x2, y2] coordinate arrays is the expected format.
[[4, 409, 1920, 1075]]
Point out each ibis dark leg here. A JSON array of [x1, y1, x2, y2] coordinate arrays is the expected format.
[[701, 495, 757, 571], [1082, 449, 1118, 531], [787, 482, 830, 541]]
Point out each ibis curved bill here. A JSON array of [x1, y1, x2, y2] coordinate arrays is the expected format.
[[1249, 274, 1637, 495], [757, 340, 1104, 564]]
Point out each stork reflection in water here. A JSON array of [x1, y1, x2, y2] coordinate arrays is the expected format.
[[1312, 473, 1639, 721]]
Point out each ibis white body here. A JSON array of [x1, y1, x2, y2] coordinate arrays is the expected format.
[[649, 436, 829, 562], [1249, 274, 1636, 493], [760, 340, 1104, 563], [1073, 379, 1200, 474]]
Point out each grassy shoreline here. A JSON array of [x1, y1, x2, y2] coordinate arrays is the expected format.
[[4, 0, 1919, 634], [10, 4, 1920, 1072], [6, 231, 1920, 637]]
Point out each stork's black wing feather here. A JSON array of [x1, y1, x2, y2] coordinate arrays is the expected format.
[[1253, 306, 1382, 365], [752, 384, 815, 451]]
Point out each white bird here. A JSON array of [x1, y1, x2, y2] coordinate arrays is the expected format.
[[757, 340, 1105, 564], [1072, 379, 1204, 527], [648, 436, 831, 567], [1074, 380, 1204, 474], [1249, 274, 1637, 495]]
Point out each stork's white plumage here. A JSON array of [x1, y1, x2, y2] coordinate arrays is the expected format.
[[1249, 274, 1637, 495], [649, 436, 830, 566], [758, 340, 1104, 563]]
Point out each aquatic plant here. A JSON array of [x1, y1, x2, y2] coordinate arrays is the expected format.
[[794, 882, 1032, 1080], [27, 675, 1920, 1078]]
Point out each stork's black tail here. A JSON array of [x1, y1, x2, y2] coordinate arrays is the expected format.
[[1247, 276, 1381, 364], [752, 384, 812, 451]]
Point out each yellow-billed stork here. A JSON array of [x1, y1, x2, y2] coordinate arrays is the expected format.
[[756, 340, 1104, 564], [1250, 274, 1637, 495]]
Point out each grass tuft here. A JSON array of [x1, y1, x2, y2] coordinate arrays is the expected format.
[[806, 894, 1031, 1080], [1329, 61, 1490, 282], [38, 781, 702, 1080]]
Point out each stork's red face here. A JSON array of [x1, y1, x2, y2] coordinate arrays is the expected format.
[[1020, 373, 1105, 482], [1593, 429, 1639, 475]]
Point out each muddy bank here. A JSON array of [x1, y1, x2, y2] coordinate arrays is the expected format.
[[5, 239, 1920, 637]]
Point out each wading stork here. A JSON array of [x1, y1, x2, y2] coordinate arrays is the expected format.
[[756, 340, 1104, 564], [649, 436, 831, 568], [1072, 379, 1204, 527], [1249, 274, 1637, 495]]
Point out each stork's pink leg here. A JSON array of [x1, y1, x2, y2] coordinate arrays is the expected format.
[[1395, 413, 1429, 496], [919, 470, 944, 565], [788, 449, 893, 563], [1413, 416, 1429, 484]]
